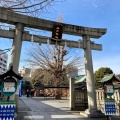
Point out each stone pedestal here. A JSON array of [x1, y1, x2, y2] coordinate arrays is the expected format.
[[80, 109, 105, 118]]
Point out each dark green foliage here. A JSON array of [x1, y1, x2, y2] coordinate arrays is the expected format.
[[22, 81, 32, 91], [94, 67, 113, 81], [31, 69, 43, 88], [32, 78, 42, 88]]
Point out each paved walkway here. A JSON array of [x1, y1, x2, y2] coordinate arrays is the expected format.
[[15, 97, 120, 120]]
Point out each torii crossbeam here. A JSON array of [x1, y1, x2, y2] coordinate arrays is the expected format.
[[0, 7, 107, 118]]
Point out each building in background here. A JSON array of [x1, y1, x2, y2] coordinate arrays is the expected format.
[[20, 67, 31, 77], [0, 50, 8, 74]]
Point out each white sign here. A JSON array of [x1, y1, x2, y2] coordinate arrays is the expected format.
[[3, 82, 15, 92], [106, 85, 114, 93]]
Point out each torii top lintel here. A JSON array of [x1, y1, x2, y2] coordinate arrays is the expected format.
[[0, 7, 107, 38]]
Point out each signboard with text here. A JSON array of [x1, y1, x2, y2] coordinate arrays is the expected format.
[[104, 98, 116, 115], [106, 84, 114, 96], [0, 100, 15, 120], [1, 77, 17, 97], [52, 25, 63, 39], [3, 82, 16, 92]]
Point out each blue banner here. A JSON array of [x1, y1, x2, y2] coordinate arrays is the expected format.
[[0, 104, 15, 120], [19, 80, 22, 97], [104, 98, 116, 115]]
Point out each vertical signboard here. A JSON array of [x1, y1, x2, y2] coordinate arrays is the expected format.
[[52, 25, 63, 39], [1, 78, 17, 97], [19, 80, 22, 97]]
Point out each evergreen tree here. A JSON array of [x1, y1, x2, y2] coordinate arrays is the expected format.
[[94, 67, 113, 81]]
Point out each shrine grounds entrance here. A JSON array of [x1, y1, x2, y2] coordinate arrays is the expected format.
[[0, 7, 107, 117]]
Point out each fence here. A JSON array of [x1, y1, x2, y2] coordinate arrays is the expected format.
[[96, 89, 120, 116], [74, 89, 120, 116]]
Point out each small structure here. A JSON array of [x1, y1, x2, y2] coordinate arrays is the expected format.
[[73, 75, 88, 110], [0, 66, 23, 99], [0, 66, 23, 119], [98, 74, 120, 89], [96, 74, 120, 116], [74, 75, 86, 90]]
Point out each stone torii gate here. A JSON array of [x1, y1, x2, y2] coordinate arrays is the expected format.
[[0, 7, 107, 117]]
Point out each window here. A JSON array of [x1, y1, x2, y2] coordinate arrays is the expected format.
[[3, 64, 6, 67]]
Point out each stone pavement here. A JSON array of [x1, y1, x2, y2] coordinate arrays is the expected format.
[[15, 97, 120, 120]]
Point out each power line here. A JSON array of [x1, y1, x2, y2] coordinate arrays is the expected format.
[[0, 48, 11, 55], [0, 48, 11, 51]]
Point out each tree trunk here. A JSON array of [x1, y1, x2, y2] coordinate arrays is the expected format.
[[55, 78, 62, 99]]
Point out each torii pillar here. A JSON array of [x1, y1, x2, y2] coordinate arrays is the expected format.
[[82, 34, 104, 117], [9, 23, 24, 73], [9, 22, 24, 109]]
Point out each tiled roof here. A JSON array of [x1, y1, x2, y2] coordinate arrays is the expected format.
[[99, 74, 113, 82], [99, 74, 120, 83], [74, 75, 86, 83]]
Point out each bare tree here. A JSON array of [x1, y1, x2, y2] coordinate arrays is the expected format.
[[25, 44, 84, 99], [0, 0, 64, 16], [0, 0, 65, 54]]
